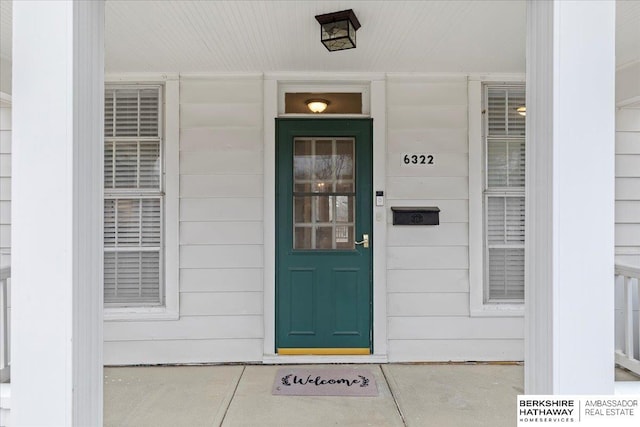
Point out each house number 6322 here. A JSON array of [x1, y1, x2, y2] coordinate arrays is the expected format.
[[402, 154, 434, 166]]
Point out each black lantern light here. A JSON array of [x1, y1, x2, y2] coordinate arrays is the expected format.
[[315, 9, 361, 52]]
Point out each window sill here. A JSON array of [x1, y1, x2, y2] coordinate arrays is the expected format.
[[104, 306, 179, 322], [470, 304, 524, 318]]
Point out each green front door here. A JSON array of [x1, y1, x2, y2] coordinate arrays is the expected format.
[[276, 118, 373, 354]]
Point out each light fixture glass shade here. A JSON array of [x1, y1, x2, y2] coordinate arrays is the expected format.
[[320, 20, 356, 51], [306, 99, 329, 113], [516, 106, 526, 116]]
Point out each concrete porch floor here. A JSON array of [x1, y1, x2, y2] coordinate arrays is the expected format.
[[105, 363, 526, 427], [104, 364, 640, 427]]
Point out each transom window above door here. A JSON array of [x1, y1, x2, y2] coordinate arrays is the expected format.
[[285, 93, 363, 114], [278, 82, 370, 116], [293, 137, 355, 250]]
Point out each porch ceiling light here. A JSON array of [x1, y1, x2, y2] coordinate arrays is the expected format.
[[315, 9, 361, 52], [516, 106, 526, 116], [306, 99, 329, 113]]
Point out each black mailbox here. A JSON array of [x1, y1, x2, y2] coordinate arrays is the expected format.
[[391, 207, 440, 226]]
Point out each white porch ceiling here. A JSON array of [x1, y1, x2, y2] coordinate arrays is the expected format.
[[0, 0, 639, 72], [103, 0, 528, 73]]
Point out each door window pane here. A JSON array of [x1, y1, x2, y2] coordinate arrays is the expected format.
[[335, 196, 353, 222], [336, 140, 354, 180], [314, 140, 334, 179], [293, 138, 356, 250], [313, 182, 331, 193], [294, 227, 312, 250], [316, 196, 332, 222], [336, 182, 354, 193], [294, 140, 313, 179], [294, 196, 313, 223], [316, 227, 333, 249]]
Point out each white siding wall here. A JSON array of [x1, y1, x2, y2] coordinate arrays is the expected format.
[[0, 101, 9, 267], [385, 76, 524, 362], [0, 100, 10, 388], [0, 72, 11, 427], [615, 106, 640, 265], [104, 76, 264, 364], [614, 106, 640, 359], [105, 74, 527, 364]]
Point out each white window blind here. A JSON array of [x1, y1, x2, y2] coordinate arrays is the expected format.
[[104, 86, 163, 306], [484, 85, 525, 302]]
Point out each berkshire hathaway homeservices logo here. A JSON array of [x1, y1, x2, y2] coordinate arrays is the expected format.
[[517, 396, 640, 426]]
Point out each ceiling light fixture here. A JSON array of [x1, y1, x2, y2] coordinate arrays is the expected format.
[[516, 106, 526, 116], [315, 9, 361, 52], [306, 99, 329, 113]]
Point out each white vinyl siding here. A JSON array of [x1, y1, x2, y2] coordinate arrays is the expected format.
[[0, 100, 10, 267], [483, 84, 525, 302], [386, 76, 523, 362], [104, 86, 163, 306], [104, 76, 264, 365], [615, 107, 640, 259]]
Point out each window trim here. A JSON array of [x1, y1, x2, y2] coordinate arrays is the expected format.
[[104, 75, 180, 321], [468, 77, 525, 317]]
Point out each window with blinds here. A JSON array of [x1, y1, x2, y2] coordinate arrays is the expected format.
[[104, 86, 163, 306], [484, 84, 525, 302]]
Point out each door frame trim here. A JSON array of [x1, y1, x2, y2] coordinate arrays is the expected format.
[[263, 75, 388, 361]]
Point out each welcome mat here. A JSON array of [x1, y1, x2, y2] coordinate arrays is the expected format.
[[272, 368, 378, 397]]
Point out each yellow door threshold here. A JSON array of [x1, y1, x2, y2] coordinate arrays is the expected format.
[[278, 348, 370, 355]]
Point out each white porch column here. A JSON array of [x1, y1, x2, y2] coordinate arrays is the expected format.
[[525, 0, 615, 394], [12, 1, 104, 425]]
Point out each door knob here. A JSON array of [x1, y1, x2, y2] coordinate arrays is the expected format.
[[355, 234, 369, 248]]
